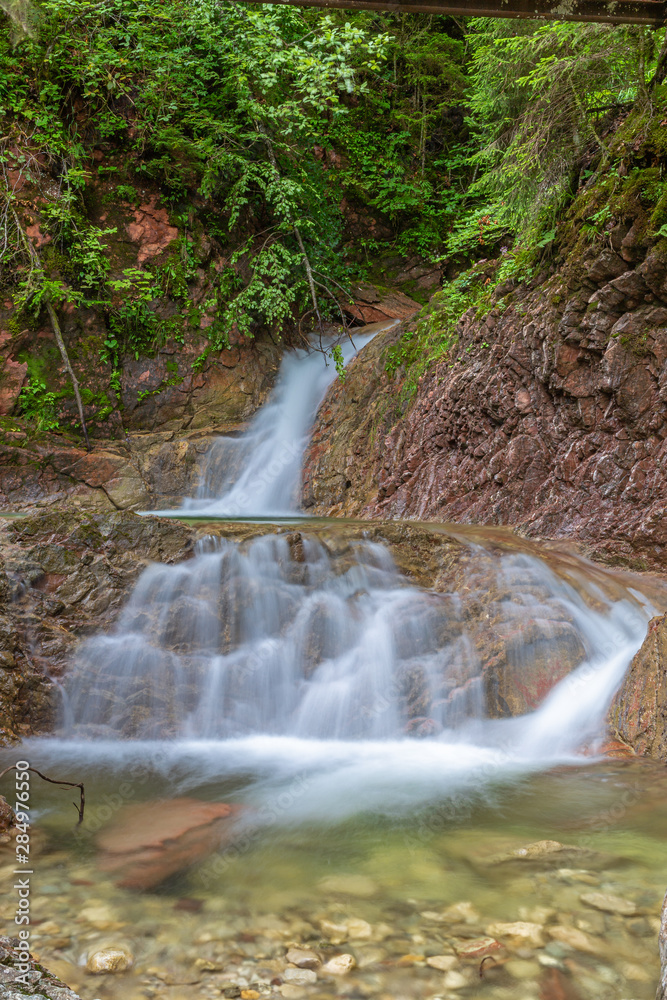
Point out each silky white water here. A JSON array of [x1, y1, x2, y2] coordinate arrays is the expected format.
[[183, 323, 394, 517], [54, 522, 654, 820], [54, 324, 659, 818]]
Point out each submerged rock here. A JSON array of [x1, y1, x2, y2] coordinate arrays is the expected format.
[[85, 945, 134, 974], [96, 797, 243, 890], [320, 953, 356, 975]]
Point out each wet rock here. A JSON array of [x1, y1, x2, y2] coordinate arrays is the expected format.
[[485, 921, 545, 949], [319, 919, 348, 943], [340, 282, 419, 325], [0, 935, 82, 999], [658, 889, 667, 1000], [452, 937, 502, 959], [302, 253, 667, 573], [426, 955, 459, 971], [96, 797, 242, 889], [539, 967, 583, 1000], [282, 968, 317, 985], [440, 900, 481, 924], [345, 917, 373, 939], [506, 958, 541, 979], [320, 953, 356, 975], [285, 948, 320, 970], [609, 613, 667, 759], [547, 925, 607, 956], [0, 795, 15, 833], [85, 944, 134, 974], [579, 891, 638, 916], [318, 874, 378, 897], [442, 969, 469, 990]]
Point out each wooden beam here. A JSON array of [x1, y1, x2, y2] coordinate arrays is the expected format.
[[244, 0, 667, 24]]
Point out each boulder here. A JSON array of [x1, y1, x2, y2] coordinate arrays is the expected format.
[[96, 797, 243, 889], [340, 282, 419, 324]]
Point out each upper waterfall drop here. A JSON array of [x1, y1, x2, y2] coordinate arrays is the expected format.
[[183, 322, 395, 517]]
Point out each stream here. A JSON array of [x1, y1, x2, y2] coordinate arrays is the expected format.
[[2, 326, 666, 1000]]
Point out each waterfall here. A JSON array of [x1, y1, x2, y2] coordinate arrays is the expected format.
[[184, 322, 395, 517], [61, 527, 651, 763], [47, 330, 659, 819]]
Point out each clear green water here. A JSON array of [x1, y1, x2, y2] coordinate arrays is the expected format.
[[2, 757, 665, 1000]]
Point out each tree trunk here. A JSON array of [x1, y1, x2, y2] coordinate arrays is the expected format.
[[11, 206, 91, 450], [44, 298, 91, 451]]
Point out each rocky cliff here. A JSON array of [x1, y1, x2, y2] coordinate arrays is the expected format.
[[302, 240, 667, 573]]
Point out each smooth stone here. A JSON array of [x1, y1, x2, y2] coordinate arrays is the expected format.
[[486, 921, 545, 949], [280, 986, 306, 999], [285, 948, 320, 969], [556, 869, 598, 884], [426, 955, 459, 971], [518, 906, 555, 925], [441, 901, 480, 924], [321, 953, 356, 975], [318, 874, 378, 897], [538, 954, 566, 970], [283, 968, 317, 985], [621, 962, 652, 982], [346, 917, 373, 939], [443, 970, 468, 990], [453, 937, 502, 959], [580, 891, 638, 916], [544, 942, 567, 958], [547, 925, 607, 956], [85, 945, 134, 974], [627, 917, 654, 937], [356, 946, 387, 968], [505, 959, 541, 979], [575, 912, 605, 935], [513, 840, 565, 857], [319, 919, 348, 943]]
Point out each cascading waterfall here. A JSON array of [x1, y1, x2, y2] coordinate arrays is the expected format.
[[47, 335, 658, 819], [57, 522, 654, 816], [184, 322, 395, 516]]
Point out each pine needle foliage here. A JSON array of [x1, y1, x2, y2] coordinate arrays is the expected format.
[[465, 19, 657, 238]]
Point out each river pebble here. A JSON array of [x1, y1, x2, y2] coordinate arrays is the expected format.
[[285, 948, 320, 969], [321, 953, 356, 974], [85, 945, 134, 974], [580, 891, 638, 915], [283, 967, 317, 984]]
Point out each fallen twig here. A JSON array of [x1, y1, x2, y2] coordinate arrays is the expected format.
[[0, 765, 85, 825]]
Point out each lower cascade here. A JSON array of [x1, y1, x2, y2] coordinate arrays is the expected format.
[[58, 519, 654, 815]]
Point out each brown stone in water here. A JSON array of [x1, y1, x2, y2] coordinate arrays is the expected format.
[[539, 967, 582, 1000], [453, 936, 502, 959], [97, 797, 242, 890]]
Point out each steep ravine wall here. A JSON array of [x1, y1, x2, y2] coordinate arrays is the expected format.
[[302, 245, 667, 573]]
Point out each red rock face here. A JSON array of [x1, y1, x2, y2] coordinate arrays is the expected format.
[[341, 282, 420, 324], [125, 196, 179, 264], [303, 249, 667, 572], [609, 613, 667, 756]]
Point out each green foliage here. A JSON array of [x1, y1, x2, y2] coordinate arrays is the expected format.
[[17, 378, 59, 431], [328, 344, 346, 381], [3, 0, 667, 406], [463, 19, 656, 241]]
